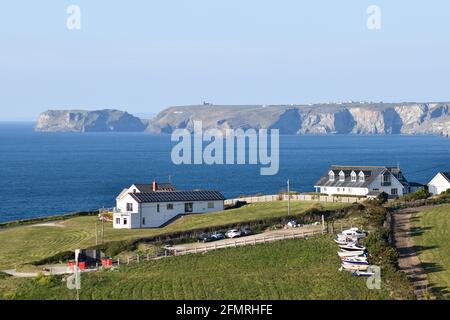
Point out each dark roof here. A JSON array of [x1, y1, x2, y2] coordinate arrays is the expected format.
[[133, 183, 175, 192], [314, 165, 409, 188], [440, 172, 450, 183], [130, 190, 225, 203]]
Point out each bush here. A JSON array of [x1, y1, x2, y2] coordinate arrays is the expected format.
[[364, 204, 387, 227], [35, 273, 58, 287], [401, 189, 431, 202]]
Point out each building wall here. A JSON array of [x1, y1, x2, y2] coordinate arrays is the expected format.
[[319, 186, 368, 196], [113, 195, 224, 229], [369, 174, 406, 196], [428, 174, 450, 195]]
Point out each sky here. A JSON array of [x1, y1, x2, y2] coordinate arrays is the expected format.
[[0, 1, 450, 120]]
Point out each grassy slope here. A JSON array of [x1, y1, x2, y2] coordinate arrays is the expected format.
[[0, 201, 347, 269], [412, 204, 450, 299], [0, 236, 392, 300]]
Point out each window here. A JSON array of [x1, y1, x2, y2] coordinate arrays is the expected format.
[[142, 217, 146, 225], [323, 187, 327, 192], [329, 171, 335, 181], [348, 188, 352, 193], [167, 203, 174, 210], [123, 218, 128, 225], [157, 204, 160, 213], [382, 173, 391, 186], [337, 188, 340, 192], [184, 203, 193, 213], [126, 203, 133, 212], [342, 188, 345, 192], [359, 171, 365, 182], [351, 171, 357, 182], [391, 188, 398, 195], [339, 171, 345, 182], [115, 218, 120, 225], [208, 202, 214, 208]]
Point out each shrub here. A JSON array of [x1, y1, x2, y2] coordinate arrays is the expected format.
[[401, 189, 431, 202], [35, 273, 58, 287]]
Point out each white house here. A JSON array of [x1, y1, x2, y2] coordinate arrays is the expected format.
[[428, 172, 450, 195], [113, 181, 225, 229], [314, 165, 411, 198]]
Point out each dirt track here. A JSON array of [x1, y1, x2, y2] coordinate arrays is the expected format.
[[392, 207, 433, 299]]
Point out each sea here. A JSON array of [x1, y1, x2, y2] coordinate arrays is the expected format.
[[0, 122, 449, 223]]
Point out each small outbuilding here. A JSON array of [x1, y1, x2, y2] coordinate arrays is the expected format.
[[428, 172, 450, 195]]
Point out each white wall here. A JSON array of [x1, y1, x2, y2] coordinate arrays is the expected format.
[[319, 186, 368, 196], [428, 174, 450, 195], [114, 195, 224, 229], [369, 173, 406, 196]]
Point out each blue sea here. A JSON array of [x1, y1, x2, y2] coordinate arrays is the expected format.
[[0, 122, 449, 223]]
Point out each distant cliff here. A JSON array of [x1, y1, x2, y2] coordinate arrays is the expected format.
[[35, 109, 147, 132], [36, 103, 450, 136], [147, 102, 450, 137]]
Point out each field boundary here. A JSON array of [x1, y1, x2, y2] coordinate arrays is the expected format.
[[225, 194, 366, 205]]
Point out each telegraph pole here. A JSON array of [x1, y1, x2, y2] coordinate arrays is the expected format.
[[287, 179, 291, 216], [95, 222, 98, 245]]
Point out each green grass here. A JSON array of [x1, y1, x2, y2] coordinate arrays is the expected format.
[[412, 204, 450, 299], [0, 236, 393, 300], [0, 201, 347, 269]]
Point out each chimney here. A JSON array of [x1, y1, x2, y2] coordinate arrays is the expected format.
[[152, 181, 158, 192]]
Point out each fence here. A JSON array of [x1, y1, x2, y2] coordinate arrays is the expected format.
[[171, 228, 324, 256], [224, 194, 367, 206], [106, 222, 360, 268]]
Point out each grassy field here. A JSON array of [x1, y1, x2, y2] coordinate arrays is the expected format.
[[412, 204, 450, 299], [0, 201, 348, 269], [0, 236, 393, 300]]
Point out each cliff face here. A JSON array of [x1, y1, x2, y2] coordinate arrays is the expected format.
[[147, 103, 450, 137], [35, 109, 147, 132], [36, 103, 450, 136]]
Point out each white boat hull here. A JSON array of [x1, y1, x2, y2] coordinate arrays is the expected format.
[[337, 250, 365, 258], [341, 263, 369, 271]]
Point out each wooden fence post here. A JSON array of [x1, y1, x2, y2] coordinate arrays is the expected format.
[[117, 258, 120, 266], [127, 256, 130, 265], [137, 255, 140, 263]]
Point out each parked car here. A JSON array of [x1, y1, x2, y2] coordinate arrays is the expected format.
[[287, 220, 298, 228], [225, 229, 242, 238], [210, 232, 225, 241], [197, 233, 212, 243], [240, 227, 252, 236]]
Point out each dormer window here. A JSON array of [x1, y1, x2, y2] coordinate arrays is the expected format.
[[329, 171, 335, 181], [359, 171, 365, 182], [351, 171, 357, 182], [339, 171, 345, 182]]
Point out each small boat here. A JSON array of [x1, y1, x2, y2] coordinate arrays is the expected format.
[[342, 257, 369, 265], [352, 270, 375, 277], [341, 228, 366, 239], [339, 242, 366, 252], [337, 250, 365, 258], [334, 235, 357, 245], [341, 263, 369, 271]]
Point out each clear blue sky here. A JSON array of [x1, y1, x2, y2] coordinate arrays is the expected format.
[[1, 0, 449, 120]]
